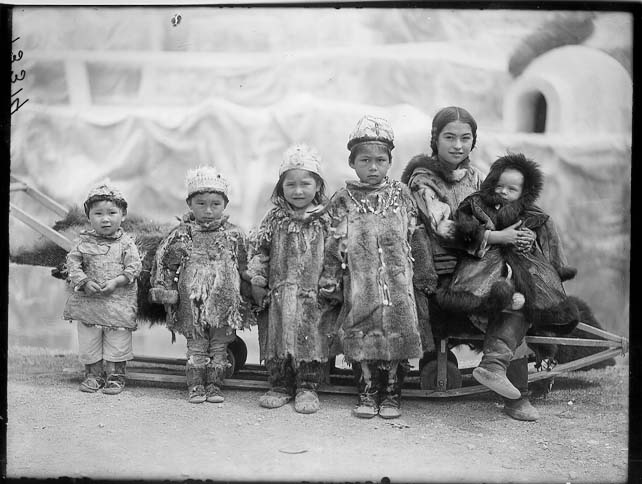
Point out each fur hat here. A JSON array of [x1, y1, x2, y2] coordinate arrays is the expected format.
[[186, 166, 230, 199], [480, 152, 544, 207], [279, 143, 322, 176], [83, 183, 128, 216], [347, 115, 395, 151]]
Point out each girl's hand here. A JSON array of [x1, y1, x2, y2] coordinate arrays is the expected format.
[[492, 221, 523, 246], [100, 278, 120, 295], [83, 280, 102, 295], [515, 227, 536, 253]]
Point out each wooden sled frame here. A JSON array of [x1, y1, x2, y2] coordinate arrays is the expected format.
[[125, 322, 628, 399]]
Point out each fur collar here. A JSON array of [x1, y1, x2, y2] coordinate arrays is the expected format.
[[401, 154, 472, 185]]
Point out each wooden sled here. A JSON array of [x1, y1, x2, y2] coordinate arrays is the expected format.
[[125, 322, 627, 398]]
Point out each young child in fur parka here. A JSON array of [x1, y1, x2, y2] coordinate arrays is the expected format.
[[319, 115, 424, 420], [437, 153, 580, 400], [248, 144, 333, 415], [437, 152, 579, 329], [149, 167, 255, 404]]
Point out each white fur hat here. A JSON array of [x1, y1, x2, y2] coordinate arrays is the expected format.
[[186, 166, 230, 198], [279, 143, 322, 177]]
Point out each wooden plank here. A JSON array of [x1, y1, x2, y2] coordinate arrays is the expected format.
[[11, 174, 69, 217], [524, 336, 620, 347], [573, 322, 628, 343], [10, 203, 73, 251], [527, 348, 622, 382]]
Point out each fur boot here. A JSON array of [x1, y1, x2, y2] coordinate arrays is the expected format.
[[503, 357, 540, 421], [352, 361, 379, 419], [186, 361, 207, 404], [472, 311, 530, 399], [205, 363, 228, 403], [378, 360, 407, 419], [294, 361, 324, 414], [260, 357, 295, 409]]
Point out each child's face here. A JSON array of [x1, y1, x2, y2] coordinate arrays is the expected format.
[[188, 192, 227, 223], [282, 169, 319, 211], [495, 168, 524, 203], [436, 120, 474, 167], [349, 143, 391, 185], [88, 200, 125, 237]]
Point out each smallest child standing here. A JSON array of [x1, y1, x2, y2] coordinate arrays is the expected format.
[[63, 184, 142, 395], [150, 167, 255, 404]]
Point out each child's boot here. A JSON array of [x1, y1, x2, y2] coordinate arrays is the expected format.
[[260, 357, 294, 408], [103, 361, 127, 395], [79, 361, 105, 393], [186, 360, 207, 404], [294, 361, 324, 414], [472, 310, 531, 400], [352, 361, 379, 419], [378, 360, 407, 419], [205, 362, 228, 403], [503, 356, 540, 421]]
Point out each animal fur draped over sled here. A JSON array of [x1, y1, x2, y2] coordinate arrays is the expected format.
[[319, 178, 423, 362], [150, 213, 256, 338], [248, 203, 334, 364]]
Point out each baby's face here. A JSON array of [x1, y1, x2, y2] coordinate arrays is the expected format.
[[188, 191, 227, 223], [495, 168, 524, 203], [349, 143, 391, 185], [87, 200, 125, 237]]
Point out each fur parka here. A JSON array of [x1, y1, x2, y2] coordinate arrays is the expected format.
[[248, 203, 334, 364], [319, 178, 423, 362], [401, 154, 486, 274], [437, 154, 579, 332], [150, 214, 255, 338]]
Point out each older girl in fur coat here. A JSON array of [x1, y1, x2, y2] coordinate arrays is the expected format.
[[248, 144, 332, 414], [437, 153, 580, 401]]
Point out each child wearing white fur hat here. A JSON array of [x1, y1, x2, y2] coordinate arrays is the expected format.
[[150, 166, 255, 404], [248, 143, 332, 414]]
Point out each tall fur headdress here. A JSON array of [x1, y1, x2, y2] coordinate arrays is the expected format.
[[480, 152, 544, 207]]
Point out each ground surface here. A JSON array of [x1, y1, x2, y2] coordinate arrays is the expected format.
[[5, 347, 629, 483]]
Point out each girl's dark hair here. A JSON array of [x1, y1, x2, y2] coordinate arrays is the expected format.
[[430, 106, 478, 156], [84, 196, 128, 217], [186, 190, 229, 206], [271, 171, 327, 207], [348, 142, 393, 165]]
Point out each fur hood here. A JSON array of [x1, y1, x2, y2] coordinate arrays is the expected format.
[[480, 153, 544, 208], [401, 154, 473, 185]]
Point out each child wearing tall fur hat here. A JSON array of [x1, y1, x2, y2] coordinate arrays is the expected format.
[[248, 143, 332, 414], [63, 183, 142, 395], [150, 167, 255, 404], [437, 153, 580, 407], [319, 115, 423, 419]]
